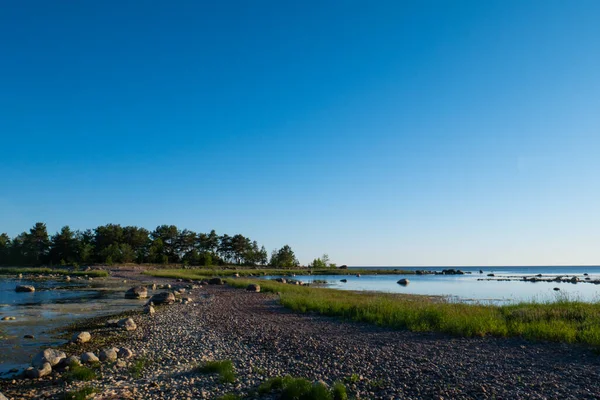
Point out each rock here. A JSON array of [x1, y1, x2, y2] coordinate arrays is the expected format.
[[65, 276, 71, 281], [148, 292, 175, 305], [144, 304, 155, 315], [23, 334, 35, 339], [125, 286, 148, 299], [0, 391, 8, 400], [234, 273, 240, 278], [81, 352, 99, 363], [208, 277, 224, 285], [116, 359, 127, 368], [32, 348, 66, 368], [15, 285, 35, 293], [340, 279, 348, 283], [106, 319, 120, 327], [118, 347, 134, 359], [72, 331, 91, 344], [18, 273, 23, 278], [275, 278, 287, 284], [99, 348, 118, 362], [553, 287, 560, 291], [356, 274, 361, 277], [118, 317, 137, 331], [397, 278, 410, 285], [182, 297, 192, 304], [487, 273, 495, 277], [65, 356, 81, 367], [25, 362, 51, 379], [246, 284, 261, 292], [151, 283, 157, 290], [1, 316, 15, 321], [570, 277, 579, 283]]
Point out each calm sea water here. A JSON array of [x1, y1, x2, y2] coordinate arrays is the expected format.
[[267, 266, 600, 304], [0, 278, 146, 375]]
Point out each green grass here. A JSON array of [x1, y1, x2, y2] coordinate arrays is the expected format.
[[61, 386, 99, 400], [64, 364, 97, 382], [258, 376, 348, 400], [129, 357, 150, 379], [224, 278, 600, 348], [0, 267, 108, 278], [217, 395, 242, 400], [144, 267, 415, 280], [196, 360, 237, 383]]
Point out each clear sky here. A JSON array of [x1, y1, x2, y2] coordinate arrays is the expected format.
[[1, 1, 599, 266]]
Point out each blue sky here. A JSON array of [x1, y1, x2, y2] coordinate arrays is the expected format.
[[1, 1, 599, 266]]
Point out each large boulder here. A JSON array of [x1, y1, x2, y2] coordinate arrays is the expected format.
[[125, 286, 148, 299], [246, 284, 260, 292], [25, 362, 52, 379], [148, 292, 175, 305], [71, 331, 91, 344], [15, 285, 35, 293], [118, 317, 137, 331], [80, 352, 99, 364], [208, 277, 224, 285], [99, 348, 118, 362], [32, 349, 66, 368]]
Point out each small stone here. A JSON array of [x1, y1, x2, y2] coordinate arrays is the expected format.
[[65, 356, 81, 367], [118, 347, 134, 359], [144, 305, 155, 315], [23, 334, 35, 339], [99, 348, 118, 362], [81, 352, 99, 363], [246, 284, 261, 292], [72, 331, 92, 343], [32, 349, 66, 368], [26, 362, 52, 379], [118, 317, 137, 331], [125, 286, 148, 299]]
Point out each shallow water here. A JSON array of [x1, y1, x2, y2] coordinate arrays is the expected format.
[[266, 266, 600, 304], [0, 277, 148, 375]]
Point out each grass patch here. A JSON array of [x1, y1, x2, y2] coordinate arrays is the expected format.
[[129, 357, 151, 379], [258, 376, 348, 400], [217, 395, 242, 400], [196, 360, 237, 383], [64, 364, 97, 382], [61, 385, 99, 400], [224, 278, 600, 348], [0, 267, 108, 278]]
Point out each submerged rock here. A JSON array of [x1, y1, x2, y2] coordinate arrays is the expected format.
[[125, 286, 148, 299], [15, 285, 35, 293], [32, 349, 66, 368]]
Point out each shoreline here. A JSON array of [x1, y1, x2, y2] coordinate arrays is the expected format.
[[1, 270, 600, 399]]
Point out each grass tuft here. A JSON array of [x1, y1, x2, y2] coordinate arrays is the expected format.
[[61, 385, 99, 400], [64, 364, 97, 382], [258, 376, 347, 400], [196, 360, 237, 383]]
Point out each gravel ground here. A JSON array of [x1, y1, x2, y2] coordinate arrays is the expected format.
[[2, 277, 600, 399]]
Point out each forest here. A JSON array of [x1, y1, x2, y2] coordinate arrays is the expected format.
[[0, 222, 300, 268]]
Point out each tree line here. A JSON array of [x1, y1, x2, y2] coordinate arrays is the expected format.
[[0, 222, 302, 268]]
